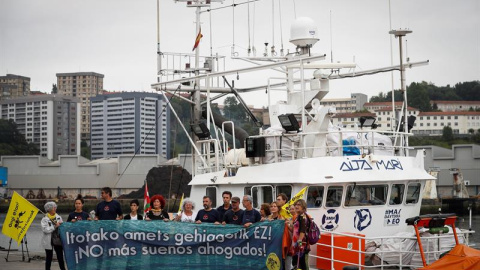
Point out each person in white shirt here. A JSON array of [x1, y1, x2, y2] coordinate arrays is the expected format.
[[124, 199, 143, 220], [175, 198, 197, 223]]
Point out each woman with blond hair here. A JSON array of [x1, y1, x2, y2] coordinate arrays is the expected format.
[[268, 201, 284, 221]]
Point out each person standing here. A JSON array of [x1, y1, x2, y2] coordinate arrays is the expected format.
[[67, 195, 91, 222], [276, 193, 292, 270], [124, 199, 143, 220], [175, 198, 197, 223], [276, 193, 288, 217], [41, 201, 66, 270], [260, 203, 271, 221], [95, 187, 123, 220], [145, 195, 170, 221], [292, 199, 310, 270], [241, 195, 261, 228], [268, 201, 284, 221], [216, 191, 232, 220], [195, 196, 221, 224], [222, 196, 244, 225]]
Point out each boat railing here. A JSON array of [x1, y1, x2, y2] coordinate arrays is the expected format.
[[311, 228, 475, 269], [249, 129, 412, 162], [193, 128, 413, 174], [194, 139, 224, 174]]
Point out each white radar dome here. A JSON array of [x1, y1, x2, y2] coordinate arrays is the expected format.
[[289, 17, 319, 47]]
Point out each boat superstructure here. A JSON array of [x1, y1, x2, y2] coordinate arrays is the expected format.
[[151, 0, 472, 268]]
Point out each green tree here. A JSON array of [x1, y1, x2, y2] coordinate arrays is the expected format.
[[223, 96, 247, 122], [0, 119, 39, 156], [369, 92, 387, 102], [52, 84, 58, 94], [80, 140, 91, 159], [407, 82, 432, 111], [442, 126, 454, 142], [455, 81, 480, 101]]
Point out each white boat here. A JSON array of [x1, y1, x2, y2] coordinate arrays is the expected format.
[[152, 1, 474, 268]]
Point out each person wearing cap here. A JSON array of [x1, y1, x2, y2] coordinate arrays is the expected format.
[[195, 196, 221, 224], [222, 196, 244, 225], [241, 195, 261, 228]]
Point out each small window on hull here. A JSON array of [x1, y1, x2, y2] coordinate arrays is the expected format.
[[326, 186, 343, 207], [307, 186, 324, 208]]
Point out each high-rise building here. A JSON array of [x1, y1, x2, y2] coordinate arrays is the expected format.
[[90, 92, 170, 160], [0, 95, 81, 160], [56, 72, 104, 140], [0, 74, 31, 100]]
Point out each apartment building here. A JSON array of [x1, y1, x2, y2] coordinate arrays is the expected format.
[[320, 93, 368, 113], [331, 112, 377, 129], [0, 74, 31, 100], [364, 101, 404, 112], [56, 72, 104, 140], [0, 95, 81, 160], [430, 100, 480, 112], [414, 111, 480, 135], [90, 92, 170, 160]]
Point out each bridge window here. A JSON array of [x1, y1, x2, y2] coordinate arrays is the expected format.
[[276, 185, 292, 201], [389, 184, 405, 205], [326, 186, 343, 207], [406, 183, 421, 204], [251, 185, 274, 209], [345, 184, 388, 206], [307, 186, 324, 208]]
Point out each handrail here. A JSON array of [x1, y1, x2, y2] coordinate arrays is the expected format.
[[311, 228, 475, 269]]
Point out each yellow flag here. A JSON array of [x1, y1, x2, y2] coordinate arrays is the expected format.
[[280, 186, 308, 219], [2, 191, 39, 244], [177, 193, 184, 215]]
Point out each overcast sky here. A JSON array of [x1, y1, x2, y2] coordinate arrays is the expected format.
[[1, 0, 478, 107]]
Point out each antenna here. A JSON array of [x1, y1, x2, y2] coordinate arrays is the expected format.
[[330, 10, 333, 63]]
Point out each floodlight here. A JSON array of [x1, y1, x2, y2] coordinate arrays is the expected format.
[[278, 114, 300, 132], [398, 116, 416, 132], [190, 122, 210, 139], [359, 116, 377, 129]]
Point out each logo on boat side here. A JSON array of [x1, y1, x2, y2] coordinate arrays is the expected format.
[[321, 209, 339, 231], [339, 159, 403, 171], [354, 209, 372, 231]]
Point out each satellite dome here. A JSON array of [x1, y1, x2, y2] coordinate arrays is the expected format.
[[289, 17, 319, 47]]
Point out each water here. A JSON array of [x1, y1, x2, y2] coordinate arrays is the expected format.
[[1, 213, 479, 254]]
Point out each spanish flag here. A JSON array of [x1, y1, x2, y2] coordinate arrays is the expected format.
[[2, 191, 39, 244], [280, 186, 307, 219], [192, 28, 203, 51]]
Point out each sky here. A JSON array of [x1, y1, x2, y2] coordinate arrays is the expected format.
[[1, 0, 479, 108]]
